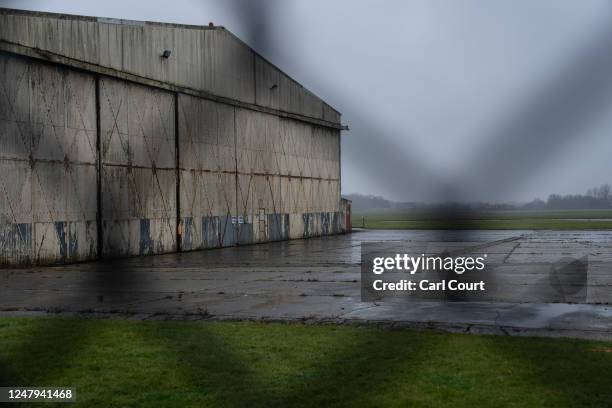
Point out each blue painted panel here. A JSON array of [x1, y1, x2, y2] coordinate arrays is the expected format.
[[139, 218, 154, 255], [219, 215, 236, 247], [238, 220, 253, 244], [267, 213, 289, 241], [68, 222, 78, 260], [182, 217, 193, 251], [54, 221, 67, 261], [0, 223, 33, 265], [202, 216, 220, 248]]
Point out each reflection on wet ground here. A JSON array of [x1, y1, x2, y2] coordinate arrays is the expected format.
[[1, 230, 611, 339]]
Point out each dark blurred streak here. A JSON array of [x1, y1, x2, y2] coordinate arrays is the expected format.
[[418, 14, 612, 235], [453, 15, 612, 201], [84, 258, 145, 306], [226, 0, 281, 55], [343, 114, 446, 200]]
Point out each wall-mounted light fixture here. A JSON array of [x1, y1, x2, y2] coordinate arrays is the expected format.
[[161, 50, 172, 59], [270, 84, 278, 90]]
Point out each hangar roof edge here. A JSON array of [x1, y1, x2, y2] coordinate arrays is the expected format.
[[0, 7, 343, 119]]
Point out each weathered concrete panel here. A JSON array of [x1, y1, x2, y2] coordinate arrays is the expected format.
[[0, 160, 32, 265], [178, 95, 235, 172], [0, 14, 33, 48], [235, 109, 285, 242], [98, 22, 123, 71], [323, 103, 341, 124], [0, 54, 30, 159], [101, 161, 177, 257], [255, 57, 280, 110], [278, 71, 324, 121], [100, 77, 176, 258], [178, 94, 237, 250], [0, 53, 98, 265], [127, 83, 175, 168], [210, 29, 255, 104]]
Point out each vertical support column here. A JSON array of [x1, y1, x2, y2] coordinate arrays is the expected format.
[[95, 75, 103, 258], [175, 92, 182, 251]]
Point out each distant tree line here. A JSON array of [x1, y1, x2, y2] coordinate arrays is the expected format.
[[345, 184, 612, 212], [344, 194, 392, 211], [543, 183, 611, 210]]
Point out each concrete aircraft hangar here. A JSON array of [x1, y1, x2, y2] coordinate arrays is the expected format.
[[0, 8, 349, 266]]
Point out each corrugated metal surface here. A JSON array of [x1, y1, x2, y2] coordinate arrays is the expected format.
[[0, 8, 341, 124]]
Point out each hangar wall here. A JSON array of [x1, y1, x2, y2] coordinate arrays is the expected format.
[[0, 8, 341, 125], [0, 52, 345, 266]]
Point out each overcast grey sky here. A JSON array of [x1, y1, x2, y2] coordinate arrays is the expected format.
[[2, 0, 612, 202]]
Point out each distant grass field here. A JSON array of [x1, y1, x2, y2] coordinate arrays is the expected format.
[[352, 209, 612, 230], [1, 317, 611, 407]]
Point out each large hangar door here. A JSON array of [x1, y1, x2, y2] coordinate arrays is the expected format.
[[235, 109, 286, 244], [99, 77, 177, 257], [0, 53, 98, 265], [178, 94, 238, 250]]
